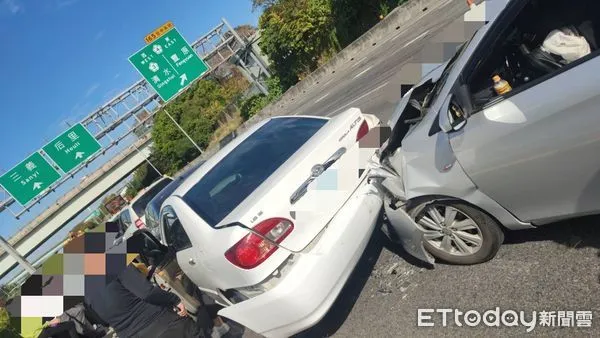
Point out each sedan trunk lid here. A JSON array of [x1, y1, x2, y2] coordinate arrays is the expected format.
[[220, 108, 380, 253]]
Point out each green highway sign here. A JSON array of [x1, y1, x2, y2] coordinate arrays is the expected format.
[[42, 123, 102, 173], [0, 152, 61, 206], [129, 27, 209, 102]]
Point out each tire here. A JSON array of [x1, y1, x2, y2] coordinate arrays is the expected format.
[[408, 200, 504, 265]]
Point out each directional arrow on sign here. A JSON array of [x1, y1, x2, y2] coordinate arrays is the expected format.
[[75, 151, 85, 159], [180, 74, 188, 86], [33, 182, 43, 190]]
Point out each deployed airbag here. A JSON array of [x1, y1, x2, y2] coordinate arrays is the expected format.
[[541, 27, 591, 63]]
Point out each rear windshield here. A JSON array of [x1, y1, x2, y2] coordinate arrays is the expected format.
[[183, 117, 327, 227], [132, 178, 173, 217]]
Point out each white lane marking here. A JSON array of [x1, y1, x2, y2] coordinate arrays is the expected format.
[[321, 77, 334, 87], [391, 33, 403, 42], [314, 92, 330, 103], [353, 65, 373, 79], [402, 30, 430, 48], [326, 81, 390, 117], [356, 56, 368, 64], [392, 48, 404, 56]]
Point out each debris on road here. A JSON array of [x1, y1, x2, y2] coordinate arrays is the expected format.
[[386, 263, 399, 275]]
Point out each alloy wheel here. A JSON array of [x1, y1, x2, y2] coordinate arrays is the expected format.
[[416, 204, 483, 256]]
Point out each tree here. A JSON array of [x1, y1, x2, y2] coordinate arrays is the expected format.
[[125, 162, 161, 198], [251, 0, 279, 11], [255, 0, 407, 89], [0, 306, 15, 335], [331, 0, 381, 46], [240, 75, 284, 120], [146, 72, 250, 175], [258, 0, 339, 89]]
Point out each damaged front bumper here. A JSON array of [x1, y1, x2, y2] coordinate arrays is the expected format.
[[367, 152, 435, 266]]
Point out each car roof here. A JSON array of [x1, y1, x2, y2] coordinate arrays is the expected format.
[[146, 160, 206, 208], [129, 176, 173, 203]]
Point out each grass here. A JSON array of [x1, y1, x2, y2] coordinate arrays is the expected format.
[[207, 110, 244, 149]]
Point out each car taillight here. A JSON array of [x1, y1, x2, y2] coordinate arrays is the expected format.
[[356, 119, 370, 141], [225, 218, 294, 269], [135, 219, 145, 229]]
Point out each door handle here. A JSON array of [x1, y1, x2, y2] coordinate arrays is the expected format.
[[188, 258, 195, 265]]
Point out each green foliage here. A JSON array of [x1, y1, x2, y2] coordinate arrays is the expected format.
[[265, 76, 284, 100], [259, 0, 339, 89], [379, 2, 391, 17], [0, 307, 10, 331], [331, 0, 380, 46], [257, 0, 408, 87], [240, 76, 284, 120], [125, 161, 161, 198], [150, 80, 225, 174], [142, 72, 250, 176], [240, 94, 268, 120]]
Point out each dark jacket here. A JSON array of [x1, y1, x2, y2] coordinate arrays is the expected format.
[[86, 265, 181, 338]]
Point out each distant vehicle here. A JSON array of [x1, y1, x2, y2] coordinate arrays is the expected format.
[[134, 109, 383, 337], [110, 212, 128, 247], [116, 177, 174, 242], [103, 194, 128, 215], [144, 160, 206, 242]]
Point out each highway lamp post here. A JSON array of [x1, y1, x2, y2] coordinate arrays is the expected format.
[[151, 98, 204, 155]]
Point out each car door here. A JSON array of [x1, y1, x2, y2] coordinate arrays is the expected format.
[[447, 54, 600, 223], [119, 210, 131, 233], [159, 205, 220, 300]]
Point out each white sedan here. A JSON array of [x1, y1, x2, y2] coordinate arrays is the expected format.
[[154, 108, 384, 337]]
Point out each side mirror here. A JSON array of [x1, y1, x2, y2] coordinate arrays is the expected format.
[[113, 236, 124, 246], [439, 94, 467, 133]]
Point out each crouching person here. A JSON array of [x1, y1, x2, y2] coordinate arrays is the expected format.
[[85, 260, 204, 338]]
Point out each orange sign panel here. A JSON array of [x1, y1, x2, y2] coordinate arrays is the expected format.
[[145, 21, 175, 44]]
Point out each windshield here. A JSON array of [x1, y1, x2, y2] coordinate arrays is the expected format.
[[131, 178, 173, 217], [424, 35, 473, 108]]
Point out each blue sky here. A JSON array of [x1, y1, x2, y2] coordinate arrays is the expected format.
[[0, 0, 260, 279]]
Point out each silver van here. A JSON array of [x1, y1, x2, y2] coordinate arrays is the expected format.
[[370, 0, 600, 265]]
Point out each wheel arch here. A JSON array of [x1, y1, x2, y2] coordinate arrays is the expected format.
[[403, 193, 529, 232]]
